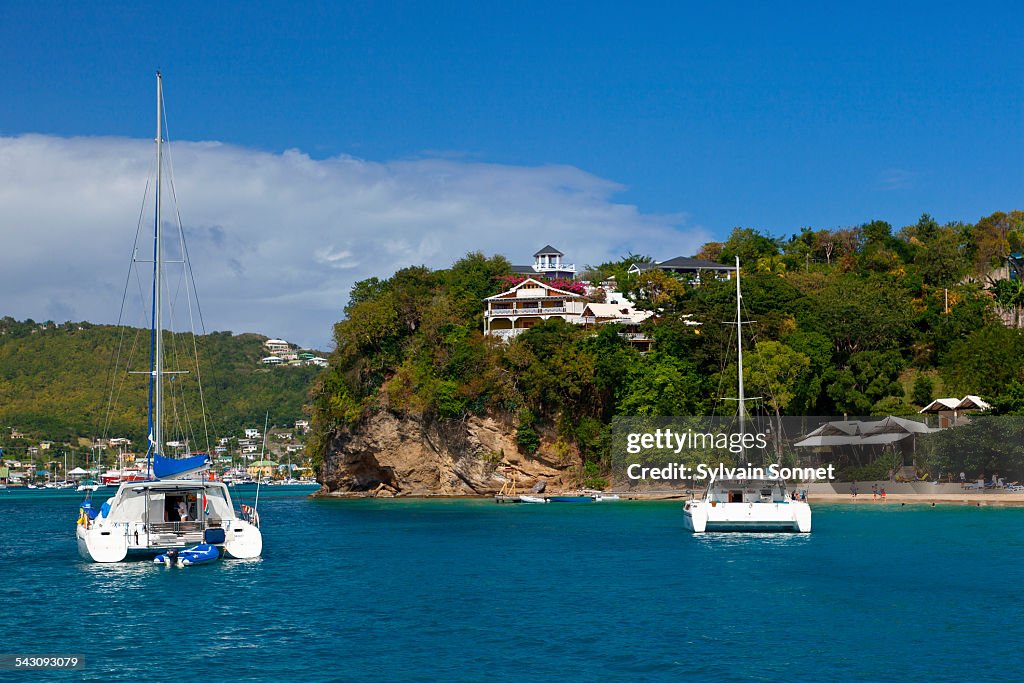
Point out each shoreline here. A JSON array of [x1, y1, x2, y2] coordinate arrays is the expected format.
[[315, 489, 1024, 506]]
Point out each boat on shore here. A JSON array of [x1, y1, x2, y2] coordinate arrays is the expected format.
[[76, 72, 262, 563], [518, 495, 548, 504]]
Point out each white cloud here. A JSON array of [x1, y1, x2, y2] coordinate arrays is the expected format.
[[0, 134, 707, 348]]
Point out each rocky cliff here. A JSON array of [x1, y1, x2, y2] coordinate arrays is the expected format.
[[319, 412, 572, 496]]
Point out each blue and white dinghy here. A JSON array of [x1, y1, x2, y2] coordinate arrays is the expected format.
[[155, 540, 221, 568]]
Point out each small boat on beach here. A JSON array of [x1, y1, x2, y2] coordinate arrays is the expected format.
[[518, 495, 548, 504]]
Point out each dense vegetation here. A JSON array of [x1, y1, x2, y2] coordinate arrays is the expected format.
[[310, 211, 1024, 483], [0, 317, 318, 448]]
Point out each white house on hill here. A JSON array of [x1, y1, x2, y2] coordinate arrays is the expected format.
[[484, 277, 586, 340], [579, 302, 654, 351], [264, 339, 291, 354]]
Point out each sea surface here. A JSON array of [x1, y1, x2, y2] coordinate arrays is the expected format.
[[1, 489, 1021, 682]]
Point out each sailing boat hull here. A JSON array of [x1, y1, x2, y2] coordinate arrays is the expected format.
[[223, 524, 262, 559], [683, 499, 812, 533], [75, 480, 263, 562], [76, 523, 129, 562]]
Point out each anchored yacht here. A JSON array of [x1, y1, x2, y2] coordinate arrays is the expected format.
[[76, 73, 262, 562]]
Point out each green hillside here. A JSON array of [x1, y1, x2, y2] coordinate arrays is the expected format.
[[0, 317, 321, 445], [310, 211, 1024, 483]]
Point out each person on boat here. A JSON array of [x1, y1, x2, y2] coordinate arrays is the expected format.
[[177, 500, 189, 521]]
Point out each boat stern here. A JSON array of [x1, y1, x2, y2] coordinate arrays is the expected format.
[[683, 500, 708, 533], [223, 520, 262, 559], [794, 501, 812, 533], [76, 523, 129, 563]]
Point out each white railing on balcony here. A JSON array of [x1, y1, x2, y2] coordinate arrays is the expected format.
[[488, 328, 527, 339], [488, 307, 566, 316], [535, 264, 576, 273]]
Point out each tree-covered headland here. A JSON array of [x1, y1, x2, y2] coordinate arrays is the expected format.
[[311, 211, 1024, 484]]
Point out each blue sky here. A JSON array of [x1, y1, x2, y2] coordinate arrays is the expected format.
[[2, 2, 1022, 346]]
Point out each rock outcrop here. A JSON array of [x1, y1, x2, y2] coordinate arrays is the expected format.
[[320, 412, 571, 496]]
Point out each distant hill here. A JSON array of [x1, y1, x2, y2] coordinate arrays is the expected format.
[[0, 317, 322, 444]]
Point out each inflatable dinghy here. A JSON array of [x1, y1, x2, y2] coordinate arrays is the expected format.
[[154, 543, 220, 567]]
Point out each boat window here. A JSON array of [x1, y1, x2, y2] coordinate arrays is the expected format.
[[729, 490, 743, 503]]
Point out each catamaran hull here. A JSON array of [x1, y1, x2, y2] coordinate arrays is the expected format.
[[683, 500, 812, 533], [223, 523, 262, 559], [77, 519, 262, 563], [76, 524, 129, 562]]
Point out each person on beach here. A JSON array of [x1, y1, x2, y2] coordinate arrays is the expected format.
[[880, 487, 886, 501], [872, 484, 878, 500], [850, 482, 858, 499], [960, 471, 966, 486]]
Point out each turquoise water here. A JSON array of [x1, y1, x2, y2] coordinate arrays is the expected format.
[[1, 492, 1022, 681]]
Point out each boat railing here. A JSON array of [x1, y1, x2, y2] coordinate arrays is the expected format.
[[147, 521, 207, 534]]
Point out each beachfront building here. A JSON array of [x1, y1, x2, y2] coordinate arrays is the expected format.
[[919, 395, 991, 428], [628, 256, 735, 284], [484, 277, 587, 341], [510, 245, 576, 280], [792, 416, 938, 468]]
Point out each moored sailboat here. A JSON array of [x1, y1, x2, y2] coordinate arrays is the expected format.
[[682, 258, 812, 533], [76, 72, 263, 563]]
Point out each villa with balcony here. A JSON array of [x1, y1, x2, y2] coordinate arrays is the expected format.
[[484, 277, 586, 340]]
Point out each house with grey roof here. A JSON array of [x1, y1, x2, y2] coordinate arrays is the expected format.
[[628, 256, 734, 284]]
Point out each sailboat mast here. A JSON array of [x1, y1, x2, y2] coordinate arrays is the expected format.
[[153, 71, 164, 459], [735, 257, 744, 428]]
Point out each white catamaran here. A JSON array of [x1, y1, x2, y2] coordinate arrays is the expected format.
[[76, 72, 263, 563], [682, 258, 812, 533]]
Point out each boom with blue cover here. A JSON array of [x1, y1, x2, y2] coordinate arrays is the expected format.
[[153, 452, 210, 479]]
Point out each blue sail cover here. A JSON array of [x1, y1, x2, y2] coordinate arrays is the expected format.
[[153, 452, 211, 480]]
